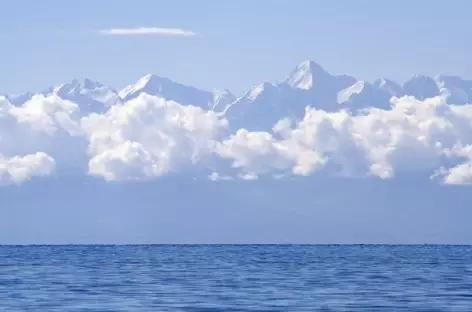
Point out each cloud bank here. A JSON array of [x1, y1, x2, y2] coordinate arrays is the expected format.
[[99, 27, 196, 36], [3, 92, 472, 185], [81, 94, 226, 181]]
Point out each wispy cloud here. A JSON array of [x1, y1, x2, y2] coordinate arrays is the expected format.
[[99, 27, 196, 36]]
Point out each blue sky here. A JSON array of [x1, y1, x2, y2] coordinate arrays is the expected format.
[[3, 0, 472, 245], [1, 0, 471, 95]]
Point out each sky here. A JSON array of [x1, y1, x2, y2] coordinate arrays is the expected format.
[[2, 175, 472, 245], [2, 0, 472, 245], [1, 0, 472, 95]]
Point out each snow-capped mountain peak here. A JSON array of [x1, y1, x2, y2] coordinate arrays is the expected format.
[[49, 78, 121, 113], [244, 82, 277, 101], [211, 88, 236, 111], [118, 73, 167, 99], [284, 60, 329, 90], [3, 59, 472, 131], [119, 74, 217, 109], [54, 78, 107, 95], [213, 88, 234, 99], [5, 78, 120, 112]]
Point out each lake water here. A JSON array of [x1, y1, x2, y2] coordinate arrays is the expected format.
[[1, 245, 471, 311]]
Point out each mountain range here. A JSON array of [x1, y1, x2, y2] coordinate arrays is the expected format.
[[3, 60, 472, 131]]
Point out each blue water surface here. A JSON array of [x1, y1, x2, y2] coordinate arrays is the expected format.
[[1, 245, 471, 311]]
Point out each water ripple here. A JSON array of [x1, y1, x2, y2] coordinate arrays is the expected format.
[[0, 245, 471, 311]]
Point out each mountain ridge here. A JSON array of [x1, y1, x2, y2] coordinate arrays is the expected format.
[[3, 60, 472, 129]]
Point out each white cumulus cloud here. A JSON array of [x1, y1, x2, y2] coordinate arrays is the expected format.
[[0, 94, 85, 184], [0, 152, 55, 184], [4, 89, 472, 186], [81, 94, 227, 181], [216, 96, 472, 184]]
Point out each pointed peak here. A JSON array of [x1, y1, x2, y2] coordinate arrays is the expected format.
[[140, 73, 158, 81], [296, 60, 326, 72], [129, 73, 174, 92], [254, 82, 278, 93], [118, 74, 165, 97], [139, 73, 169, 83], [284, 60, 330, 90], [212, 89, 236, 112], [212, 88, 235, 102], [236, 82, 275, 102]]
